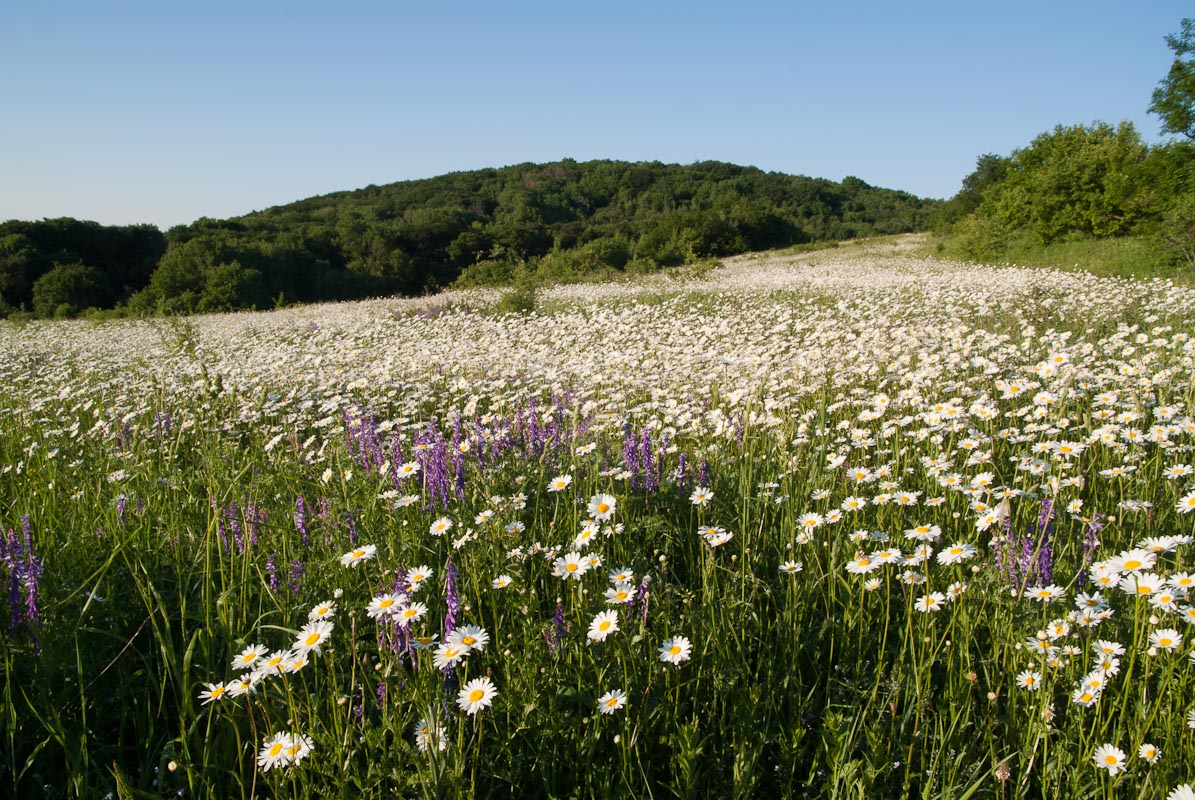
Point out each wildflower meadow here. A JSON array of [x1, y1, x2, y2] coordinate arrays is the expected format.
[[3, 238, 1195, 798]]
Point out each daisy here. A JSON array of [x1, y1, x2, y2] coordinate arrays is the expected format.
[[659, 635, 693, 665], [251, 649, 291, 681], [1111, 549, 1156, 574], [1138, 743, 1160, 764], [1092, 743, 1127, 776], [412, 633, 438, 651], [257, 732, 290, 771], [1026, 585, 1064, 603], [308, 600, 337, 620], [448, 624, 489, 651], [609, 567, 634, 584], [396, 602, 428, 625], [914, 592, 946, 613], [846, 554, 877, 575], [904, 524, 941, 542], [1167, 785, 1195, 800], [457, 677, 498, 715], [704, 530, 734, 548], [282, 732, 313, 766], [689, 486, 714, 506], [1164, 464, 1194, 479], [225, 675, 257, 698], [1093, 640, 1125, 657], [432, 642, 468, 669], [414, 715, 447, 752], [406, 564, 433, 591], [1177, 490, 1195, 514], [367, 592, 403, 620], [492, 574, 513, 589], [841, 496, 867, 512], [339, 544, 377, 568], [1119, 572, 1165, 597], [587, 494, 617, 521], [429, 517, 453, 536], [936, 543, 977, 566], [293, 619, 334, 656], [278, 653, 309, 674], [547, 474, 573, 492], [587, 610, 619, 642], [198, 681, 228, 705], [1016, 670, 1042, 691], [605, 582, 635, 604], [1149, 628, 1182, 650], [597, 689, 627, 714], [779, 561, 804, 575], [231, 644, 268, 672], [553, 551, 589, 580]]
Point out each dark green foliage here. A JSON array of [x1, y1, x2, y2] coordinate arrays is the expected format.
[[31, 262, 113, 318], [3, 161, 935, 318], [0, 219, 165, 316], [1150, 17, 1195, 140], [937, 123, 1189, 266]]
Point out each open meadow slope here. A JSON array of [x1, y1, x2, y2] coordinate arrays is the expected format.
[[3, 236, 1195, 798]]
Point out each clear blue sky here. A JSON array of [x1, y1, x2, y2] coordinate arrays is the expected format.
[[1, 0, 1188, 229]]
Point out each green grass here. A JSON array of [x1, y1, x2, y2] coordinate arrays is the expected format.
[[929, 233, 1194, 284]]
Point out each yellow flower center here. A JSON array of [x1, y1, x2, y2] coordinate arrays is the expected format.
[[566, 564, 578, 572], [606, 698, 619, 707], [598, 503, 610, 514], [462, 636, 476, 645], [669, 646, 681, 655], [1124, 560, 1141, 570], [1104, 755, 1117, 765], [352, 549, 365, 558], [305, 633, 320, 646], [599, 621, 611, 631], [269, 743, 283, 757], [379, 599, 393, 609], [469, 689, 484, 702]]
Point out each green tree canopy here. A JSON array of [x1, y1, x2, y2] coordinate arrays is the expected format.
[[1151, 18, 1195, 140], [31, 262, 113, 318], [978, 122, 1148, 243]]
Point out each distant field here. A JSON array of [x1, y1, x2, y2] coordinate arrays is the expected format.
[[3, 238, 1195, 799]]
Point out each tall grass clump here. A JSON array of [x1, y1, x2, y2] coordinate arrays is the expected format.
[[3, 240, 1195, 798]]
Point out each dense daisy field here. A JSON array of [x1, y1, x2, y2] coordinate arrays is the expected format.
[[3, 237, 1195, 799]]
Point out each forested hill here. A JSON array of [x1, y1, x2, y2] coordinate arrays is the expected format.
[[1, 160, 938, 318]]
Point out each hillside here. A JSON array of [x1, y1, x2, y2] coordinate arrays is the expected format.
[[1, 160, 937, 317]]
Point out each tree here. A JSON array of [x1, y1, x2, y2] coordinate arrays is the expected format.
[[30, 262, 112, 317], [979, 122, 1148, 242], [1151, 19, 1195, 140]]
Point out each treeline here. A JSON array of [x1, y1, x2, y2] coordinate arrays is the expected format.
[[934, 19, 1195, 269], [932, 122, 1194, 265], [0, 160, 936, 318]]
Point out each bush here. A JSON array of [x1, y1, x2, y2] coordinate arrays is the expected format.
[[493, 267, 539, 315], [30, 262, 113, 318]]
